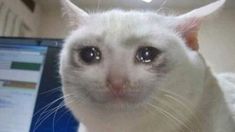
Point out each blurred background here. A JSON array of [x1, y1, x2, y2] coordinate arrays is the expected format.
[[0, 0, 234, 73]]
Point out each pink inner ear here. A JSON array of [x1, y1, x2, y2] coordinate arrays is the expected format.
[[177, 18, 202, 51], [184, 31, 199, 51]]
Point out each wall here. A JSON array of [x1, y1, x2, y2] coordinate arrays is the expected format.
[[0, 0, 41, 37], [199, 9, 235, 73], [38, 8, 68, 39], [38, 8, 235, 73]]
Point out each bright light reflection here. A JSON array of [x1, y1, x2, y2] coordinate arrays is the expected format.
[[142, 0, 152, 3]]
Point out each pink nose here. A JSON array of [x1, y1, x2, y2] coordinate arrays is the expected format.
[[106, 77, 126, 97]]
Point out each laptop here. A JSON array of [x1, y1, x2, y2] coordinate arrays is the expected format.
[[0, 37, 78, 132]]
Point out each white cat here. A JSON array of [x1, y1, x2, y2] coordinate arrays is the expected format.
[[59, 0, 235, 132]]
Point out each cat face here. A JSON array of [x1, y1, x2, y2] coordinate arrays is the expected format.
[[61, 11, 198, 110], [60, 0, 225, 111]]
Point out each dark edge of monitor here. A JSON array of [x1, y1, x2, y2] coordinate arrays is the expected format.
[[0, 37, 64, 48]]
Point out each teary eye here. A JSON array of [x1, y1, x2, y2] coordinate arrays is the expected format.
[[136, 47, 161, 63], [79, 46, 102, 64]]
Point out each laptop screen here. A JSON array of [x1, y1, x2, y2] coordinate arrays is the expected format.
[[0, 45, 47, 132], [0, 38, 78, 132]]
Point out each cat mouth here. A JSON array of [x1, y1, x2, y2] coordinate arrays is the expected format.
[[88, 90, 146, 104]]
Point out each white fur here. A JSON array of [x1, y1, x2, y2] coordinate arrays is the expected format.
[[217, 73, 235, 118], [59, 0, 235, 132]]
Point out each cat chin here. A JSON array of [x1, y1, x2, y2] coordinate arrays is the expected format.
[[85, 88, 151, 104]]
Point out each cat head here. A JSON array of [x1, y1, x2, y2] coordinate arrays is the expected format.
[[60, 0, 225, 113]]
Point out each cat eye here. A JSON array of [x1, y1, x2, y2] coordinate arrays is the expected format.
[[79, 46, 102, 64], [136, 47, 161, 63]]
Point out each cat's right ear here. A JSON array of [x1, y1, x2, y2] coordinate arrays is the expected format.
[[61, 0, 89, 28], [174, 0, 225, 51]]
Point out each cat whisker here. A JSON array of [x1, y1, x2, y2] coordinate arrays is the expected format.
[[146, 102, 194, 132], [96, 0, 102, 11], [52, 101, 66, 132], [142, 105, 177, 131], [150, 89, 202, 132], [157, 88, 203, 130], [52, 99, 74, 132], [32, 94, 74, 132], [163, 94, 202, 131], [33, 95, 71, 129], [55, 108, 71, 122], [156, 0, 168, 13], [149, 97, 196, 132], [33, 101, 66, 132], [146, 102, 182, 126], [39, 86, 61, 95], [71, 90, 90, 104], [33, 97, 75, 132], [33, 94, 72, 118]]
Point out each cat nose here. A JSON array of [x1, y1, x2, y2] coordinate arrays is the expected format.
[[106, 76, 127, 97], [108, 79, 124, 91]]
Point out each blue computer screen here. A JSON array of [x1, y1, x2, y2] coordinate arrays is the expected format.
[[30, 46, 78, 132], [0, 44, 47, 132], [0, 40, 78, 132]]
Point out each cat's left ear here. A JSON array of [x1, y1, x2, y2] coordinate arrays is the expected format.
[[61, 0, 89, 27], [175, 0, 225, 50]]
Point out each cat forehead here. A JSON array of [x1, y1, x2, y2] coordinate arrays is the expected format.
[[67, 10, 178, 48], [86, 10, 173, 29], [66, 10, 183, 50], [92, 10, 164, 22]]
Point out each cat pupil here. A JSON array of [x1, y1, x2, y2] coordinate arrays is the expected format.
[[136, 47, 161, 63], [79, 46, 101, 64]]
